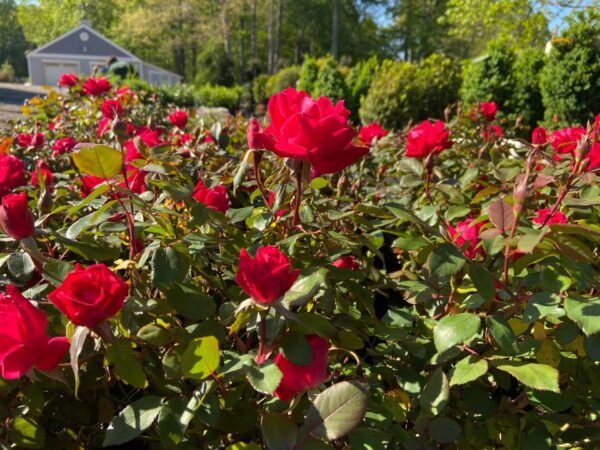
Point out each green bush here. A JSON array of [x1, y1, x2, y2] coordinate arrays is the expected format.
[[540, 9, 600, 127], [461, 40, 516, 112], [512, 47, 545, 127], [194, 39, 234, 87], [252, 74, 270, 104], [195, 84, 243, 111], [298, 55, 320, 94], [0, 61, 15, 82], [265, 66, 300, 98], [346, 56, 379, 119], [313, 56, 348, 102], [360, 54, 460, 130]]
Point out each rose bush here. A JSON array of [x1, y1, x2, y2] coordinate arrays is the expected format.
[[0, 78, 600, 449]]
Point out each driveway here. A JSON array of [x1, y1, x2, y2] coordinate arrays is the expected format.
[[0, 83, 47, 125]]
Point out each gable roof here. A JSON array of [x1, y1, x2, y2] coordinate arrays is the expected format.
[[28, 22, 139, 60]]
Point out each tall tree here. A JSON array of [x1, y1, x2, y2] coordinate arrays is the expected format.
[[332, 0, 340, 58], [0, 0, 30, 77]]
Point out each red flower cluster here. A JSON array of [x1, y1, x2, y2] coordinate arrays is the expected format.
[[235, 246, 299, 305], [0, 285, 69, 379], [358, 122, 388, 145], [168, 110, 188, 130], [192, 180, 230, 213], [480, 101, 498, 121], [52, 137, 78, 156], [100, 98, 123, 119], [16, 132, 44, 149], [532, 208, 567, 226], [247, 88, 369, 174], [82, 77, 112, 96], [405, 120, 452, 158], [58, 73, 79, 88], [49, 264, 129, 328]]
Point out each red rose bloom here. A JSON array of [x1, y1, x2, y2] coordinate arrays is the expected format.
[[405, 120, 452, 158], [48, 263, 129, 328], [136, 127, 166, 148], [586, 142, 600, 171], [80, 175, 106, 197], [235, 246, 299, 305], [168, 110, 188, 130], [259, 88, 369, 174], [0, 154, 25, 191], [16, 132, 44, 149], [0, 192, 34, 240], [273, 335, 329, 402], [0, 285, 69, 379], [481, 124, 503, 142], [531, 127, 549, 146], [29, 161, 54, 192], [124, 141, 145, 163], [532, 208, 567, 226], [247, 118, 275, 150], [52, 137, 77, 156], [358, 122, 388, 145], [332, 255, 359, 270], [100, 98, 123, 119], [448, 218, 485, 259], [82, 77, 112, 96], [192, 180, 230, 213], [550, 127, 585, 155], [480, 101, 497, 121], [58, 73, 79, 87]]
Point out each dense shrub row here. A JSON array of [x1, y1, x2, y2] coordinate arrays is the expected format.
[[1, 70, 600, 449]]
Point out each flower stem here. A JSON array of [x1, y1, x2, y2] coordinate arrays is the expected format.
[[292, 164, 303, 226]]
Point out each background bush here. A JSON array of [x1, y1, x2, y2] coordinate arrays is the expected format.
[[360, 54, 459, 129], [346, 56, 379, 120], [540, 9, 600, 127], [297, 55, 320, 94], [265, 65, 300, 98], [195, 84, 243, 111], [312, 56, 348, 102], [512, 47, 545, 127], [0, 61, 16, 82], [252, 73, 271, 105]]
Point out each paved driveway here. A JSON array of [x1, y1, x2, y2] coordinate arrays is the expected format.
[[0, 83, 47, 125]]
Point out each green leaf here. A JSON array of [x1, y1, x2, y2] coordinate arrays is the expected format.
[[261, 412, 298, 450], [137, 324, 172, 347], [70, 326, 89, 399], [450, 355, 488, 386], [105, 340, 148, 389], [72, 144, 123, 178], [7, 252, 35, 282], [181, 336, 220, 380], [9, 416, 45, 449], [247, 361, 283, 394], [564, 296, 600, 336], [66, 209, 112, 240], [151, 246, 191, 285], [495, 362, 559, 392], [469, 264, 495, 301], [282, 270, 326, 307], [433, 313, 481, 353], [280, 332, 312, 366], [166, 282, 216, 320], [304, 381, 368, 441], [310, 177, 329, 189], [103, 396, 163, 446], [420, 368, 449, 416], [523, 292, 563, 323], [428, 417, 462, 444], [233, 150, 252, 194], [486, 316, 519, 355], [42, 259, 74, 286], [428, 243, 466, 277]]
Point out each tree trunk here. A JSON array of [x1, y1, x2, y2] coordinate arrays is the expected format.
[[239, 15, 245, 82], [267, 0, 275, 73], [273, 0, 284, 71], [250, 0, 257, 76], [220, 0, 232, 61], [294, 27, 303, 65], [331, 0, 339, 59]]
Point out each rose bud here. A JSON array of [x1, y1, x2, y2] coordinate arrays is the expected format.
[[0, 285, 69, 379], [235, 246, 299, 305], [273, 335, 329, 401], [168, 110, 188, 130], [48, 263, 129, 328], [332, 255, 360, 270], [247, 118, 275, 150], [0, 192, 34, 240], [405, 120, 452, 158], [192, 179, 230, 213]]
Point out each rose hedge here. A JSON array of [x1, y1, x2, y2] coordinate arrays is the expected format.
[[0, 78, 599, 450]]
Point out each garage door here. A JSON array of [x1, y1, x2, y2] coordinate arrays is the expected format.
[[43, 62, 78, 86]]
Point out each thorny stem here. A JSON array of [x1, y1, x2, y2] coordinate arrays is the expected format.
[[292, 165, 303, 226], [253, 151, 270, 208]]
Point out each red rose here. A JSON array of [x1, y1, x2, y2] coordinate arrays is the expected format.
[[82, 77, 112, 96], [48, 263, 129, 328], [586, 142, 600, 171], [100, 98, 123, 119], [273, 335, 329, 401], [97, 118, 111, 137], [405, 120, 452, 158], [52, 137, 77, 156], [0, 192, 34, 240], [358, 122, 388, 145], [136, 127, 166, 148], [332, 255, 359, 270], [247, 118, 275, 150], [532, 208, 567, 226], [0, 154, 25, 191], [235, 246, 299, 305], [80, 175, 106, 197], [448, 218, 485, 259], [481, 124, 503, 142], [124, 141, 145, 163], [58, 73, 79, 87], [16, 132, 44, 149], [531, 127, 548, 146], [0, 285, 69, 379], [168, 110, 188, 130], [29, 161, 54, 192], [480, 101, 497, 121], [259, 88, 368, 174], [192, 179, 230, 213], [121, 166, 147, 194], [550, 127, 585, 155]]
